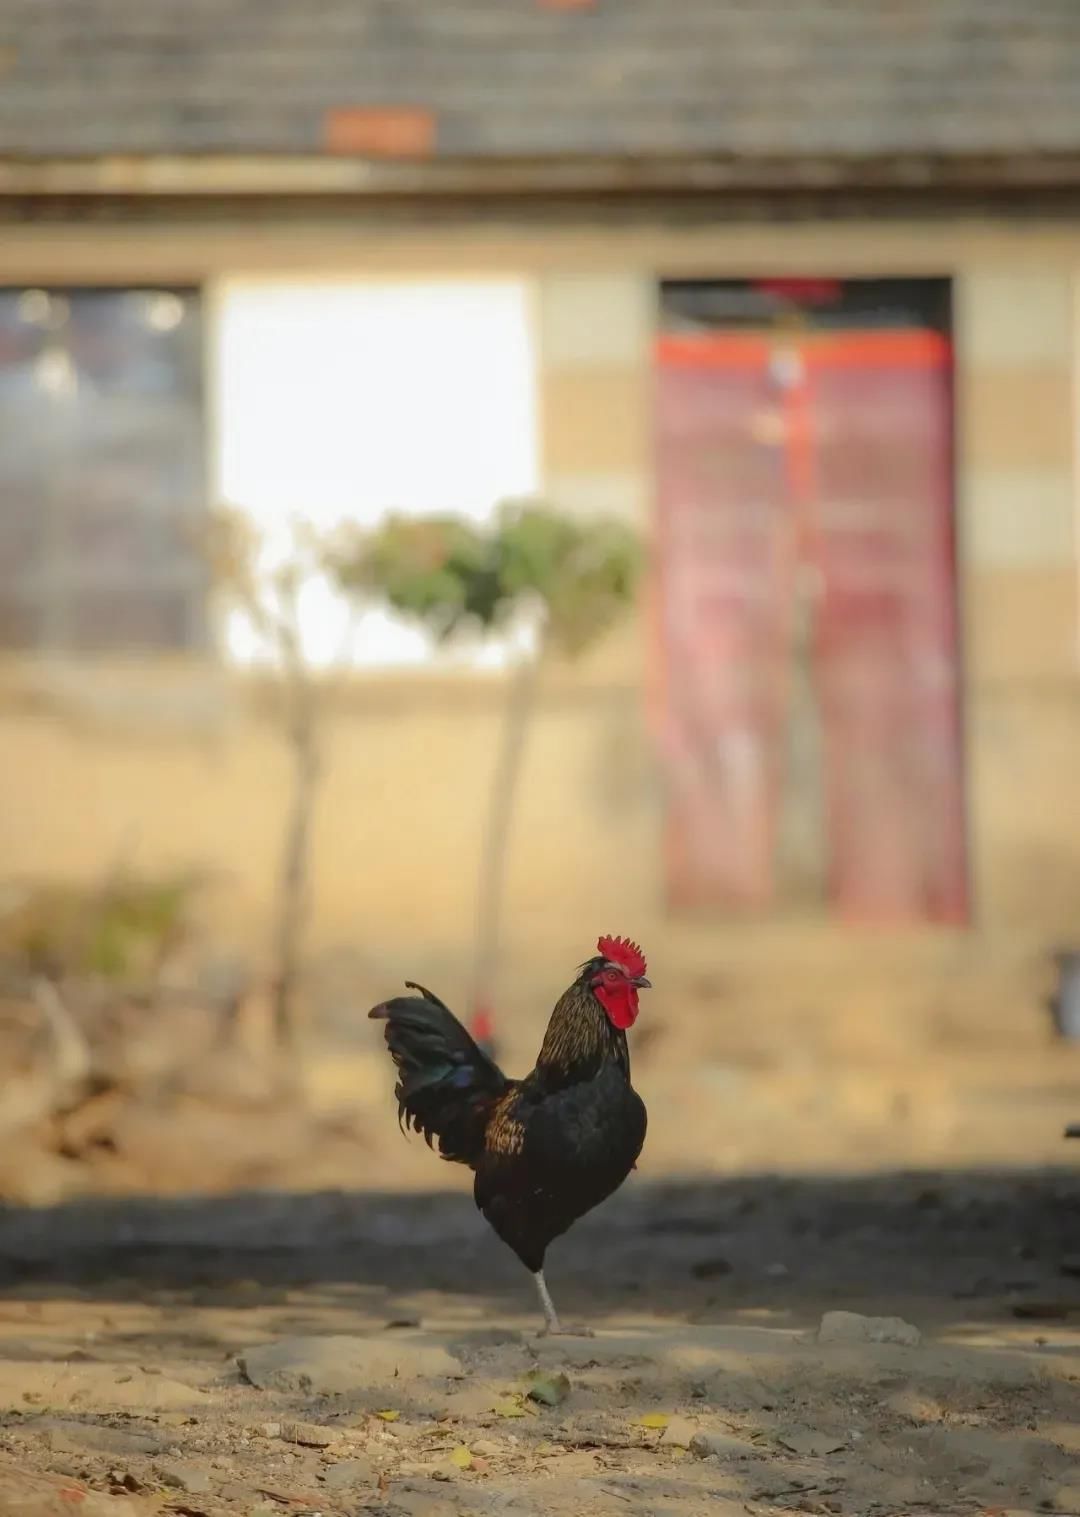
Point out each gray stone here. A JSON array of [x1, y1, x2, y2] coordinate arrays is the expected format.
[[237, 1334, 463, 1394], [776, 1427, 848, 1456], [279, 1419, 342, 1448], [321, 1458, 375, 1490], [0, 1361, 205, 1412], [154, 1461, 213, 1495], [660, 1416, 699, 1449], [689, 1430, 758, 1460], [40, 1420, 164, 1457], [817, 1310, 921, 1347]]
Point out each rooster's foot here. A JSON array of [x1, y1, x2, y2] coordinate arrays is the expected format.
[[539, 1322, 595, 1338], [533, 1270, 594, 1338]]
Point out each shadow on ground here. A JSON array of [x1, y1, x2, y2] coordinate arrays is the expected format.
[[1, 1167, 1079, 1334], [3, 1170, 1080, 1514]]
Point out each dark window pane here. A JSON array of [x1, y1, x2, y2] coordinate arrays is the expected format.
[[661, 278, 952, 335], [0, 286, 205, 653], [66, 584, 193, 652], [65, 497, 151, 571], [0, 592, 41, 649], [0, 492, 44, 582]]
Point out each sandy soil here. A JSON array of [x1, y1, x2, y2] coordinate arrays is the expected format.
[[3, 941, 1080, 1516], [1, 1168, 1080, 1516]]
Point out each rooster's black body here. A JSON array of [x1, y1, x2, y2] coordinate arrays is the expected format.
[[369, 938, 649, 1332]]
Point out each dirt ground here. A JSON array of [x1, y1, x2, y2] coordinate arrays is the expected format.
[[3, 1164, 1080, 1514], [3, 950, 1080, 1517]]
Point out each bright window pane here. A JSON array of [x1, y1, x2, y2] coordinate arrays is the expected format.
[[213, 279, 539, 668]]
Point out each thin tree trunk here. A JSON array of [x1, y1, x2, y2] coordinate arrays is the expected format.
[[271, 639, 320, 1060], [0, 979, 92, 1144], [470, 648, 542, 1025]]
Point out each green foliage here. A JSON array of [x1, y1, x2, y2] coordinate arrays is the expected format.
[[85, 875, 195, 979], [0, 872, 200, 984], [333, 514, 506, 642], [495, 502, 641, 657], [332, 500, 642, 659]]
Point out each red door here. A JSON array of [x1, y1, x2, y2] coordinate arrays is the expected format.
[[653, 327, 967, 924]]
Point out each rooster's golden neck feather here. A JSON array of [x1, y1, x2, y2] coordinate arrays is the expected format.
[[534, 977, 630, 1090]]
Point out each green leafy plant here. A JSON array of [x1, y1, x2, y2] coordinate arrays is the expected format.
[[334, 514, 505, 639], [333, 500, 642, 1028], [0, 871, 200, 987]]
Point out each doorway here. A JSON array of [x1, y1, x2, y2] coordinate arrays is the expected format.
[[653, 277, 966, 925]]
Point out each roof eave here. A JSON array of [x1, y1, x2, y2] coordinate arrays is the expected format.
[[2, 152, 1080, 197]]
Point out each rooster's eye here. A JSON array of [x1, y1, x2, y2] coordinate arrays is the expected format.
[[605, 969, 621, 983]]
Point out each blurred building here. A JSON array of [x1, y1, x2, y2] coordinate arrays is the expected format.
[[0, 2, 1078, 977]]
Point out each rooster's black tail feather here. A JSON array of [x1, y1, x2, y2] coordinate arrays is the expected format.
[[369, 985, 510, 1166]]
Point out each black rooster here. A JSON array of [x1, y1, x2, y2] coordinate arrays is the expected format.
[[369, 935, 650, 1334]]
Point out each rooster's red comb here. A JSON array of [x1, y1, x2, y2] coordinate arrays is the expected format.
[[597, 934, 647, 978]]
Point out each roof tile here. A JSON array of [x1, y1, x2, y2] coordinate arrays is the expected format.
[[0, 0, 1078, 161]]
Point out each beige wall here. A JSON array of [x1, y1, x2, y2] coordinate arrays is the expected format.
[[955, 268, 1079, 927], [0, 660, 659, 973], [1, 217, 1079, 984]]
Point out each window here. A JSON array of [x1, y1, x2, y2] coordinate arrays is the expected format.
[[213, 278, 539, 668], [0, 287, 205, 652], [0, 280, 538, 665]]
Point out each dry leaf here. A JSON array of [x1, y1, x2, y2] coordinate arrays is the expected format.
[[524, 1371, 571, 1407], [493, 1397, 527, 1419], [450, 1446, 473, 1470], [638, 1413, 670, 1430], [375, 1410, 401, 1422]]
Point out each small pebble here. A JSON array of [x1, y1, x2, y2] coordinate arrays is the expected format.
[[154, 1461, 213, 1496], [818, 1311, 921, 1347], [280, 1420, 341, 1448], [777, 1428, 848, 1457], [689, 1431, 757, 1460], [321, 1458, 374, 1491], [660, 1417, 698, 1449]]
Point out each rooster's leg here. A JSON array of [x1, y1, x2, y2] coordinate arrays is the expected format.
[[532, 1271, 594, 1337], [533, 1271, 563, 1334]]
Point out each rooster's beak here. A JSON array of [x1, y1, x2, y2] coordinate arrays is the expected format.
[[634, 975, 651, 989]]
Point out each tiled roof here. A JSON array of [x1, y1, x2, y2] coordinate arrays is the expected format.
[[1, 0, 1078, 162]]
